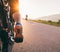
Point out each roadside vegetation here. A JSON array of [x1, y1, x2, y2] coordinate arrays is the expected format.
[[29, 19, 60, 27]]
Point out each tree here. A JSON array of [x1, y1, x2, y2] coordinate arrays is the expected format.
[[48, 20, 52, 22], [58, 20, 60, 24]]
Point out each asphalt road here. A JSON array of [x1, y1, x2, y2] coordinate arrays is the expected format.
[[0, 20, 60, 52]]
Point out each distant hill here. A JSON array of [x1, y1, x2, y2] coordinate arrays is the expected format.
[[36, 14, 60, 22]]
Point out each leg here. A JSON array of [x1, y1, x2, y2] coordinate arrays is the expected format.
[[2, 42, 8, 52], [8, 14, 14, 45], [0, 30, 8, 52]]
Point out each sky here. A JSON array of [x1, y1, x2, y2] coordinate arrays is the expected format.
[[19, 0, 60, 19]]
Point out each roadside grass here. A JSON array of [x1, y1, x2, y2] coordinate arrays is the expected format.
[[29, 20, 60, 27]]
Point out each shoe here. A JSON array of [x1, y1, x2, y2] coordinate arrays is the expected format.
[[8, 37, 14, 45], [11, 36, 14, 42], [14, 23, 22, 33], [8, 31, 14, 45], [14, 23, 23, 43]]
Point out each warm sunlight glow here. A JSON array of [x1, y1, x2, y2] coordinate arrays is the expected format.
[[19, 0, 60, 20], [19, 0, 20, 13], [19, 0, 35, 19], [19, 0, 27, 19]]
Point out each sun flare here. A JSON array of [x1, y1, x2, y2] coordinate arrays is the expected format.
[[19, 0, 30, 19], [19, 0, 60, 20]]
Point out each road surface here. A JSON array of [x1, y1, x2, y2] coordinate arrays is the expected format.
[[11, 20, 60, 52]]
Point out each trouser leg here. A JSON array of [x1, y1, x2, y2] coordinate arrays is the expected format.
[[0, 30, 8, 52], [2, 42, 8, 52], [8, 15, 14, 43]]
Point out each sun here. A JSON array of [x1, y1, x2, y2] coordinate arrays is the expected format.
[[18, 0, 36, 19], [19, 0, 28, 18]]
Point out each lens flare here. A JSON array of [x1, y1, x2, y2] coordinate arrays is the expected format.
[[19, 0, 20, 13]]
